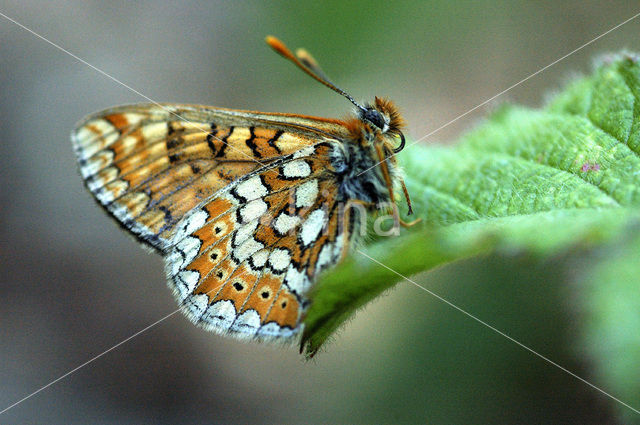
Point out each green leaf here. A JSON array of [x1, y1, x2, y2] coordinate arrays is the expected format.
[[576, 228, 640, 423], [301, 54, 640, 417]]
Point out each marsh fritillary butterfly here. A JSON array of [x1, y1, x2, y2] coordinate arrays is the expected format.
[[72, 36, 415, 344]]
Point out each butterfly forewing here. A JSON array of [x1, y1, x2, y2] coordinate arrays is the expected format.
[[72, 104, 347, 252]]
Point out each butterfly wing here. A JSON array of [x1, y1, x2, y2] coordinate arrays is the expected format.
[[72, 103, 350, 251], [73, 103, 356, 340], [165, 143, 354, 340]]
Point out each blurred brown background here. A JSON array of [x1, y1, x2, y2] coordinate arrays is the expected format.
[[1, 1, 639, 423]]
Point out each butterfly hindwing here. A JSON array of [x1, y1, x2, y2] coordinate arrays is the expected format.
[[165, 143, 350, 340], [72, 104, 346, 251]]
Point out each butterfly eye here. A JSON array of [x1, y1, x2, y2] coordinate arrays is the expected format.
[[362, 109, 386, 130], [393, 132, 406, 153]]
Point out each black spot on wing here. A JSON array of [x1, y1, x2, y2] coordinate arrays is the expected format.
[[267, 130, 283, 154], [206, 122, 218, 155], [245, 127, 261, 158], [215, 126, 234, 158], [166, 137, 180, 150]]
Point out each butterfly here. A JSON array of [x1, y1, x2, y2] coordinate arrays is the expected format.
[[72, 36, 416, 344]]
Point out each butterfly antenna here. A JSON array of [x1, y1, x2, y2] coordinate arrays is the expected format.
[[295, 48, 333, 84], [266, 36, 367, 113]]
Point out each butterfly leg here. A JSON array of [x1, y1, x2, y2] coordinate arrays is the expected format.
[[398, 177, 421, 228], [399, 216, 422, 228], [389, 202, 421, 228]]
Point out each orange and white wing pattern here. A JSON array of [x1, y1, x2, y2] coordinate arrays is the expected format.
[[72, 104, 348, 252], [72, 104, 355, 341], [166, 143, 352, 340]]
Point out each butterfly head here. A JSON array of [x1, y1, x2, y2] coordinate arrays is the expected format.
[[358, 97, 405, 154], [267, 36, 416, 222]]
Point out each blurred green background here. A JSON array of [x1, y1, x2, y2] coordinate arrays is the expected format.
[[1, 1, 639, 423]]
